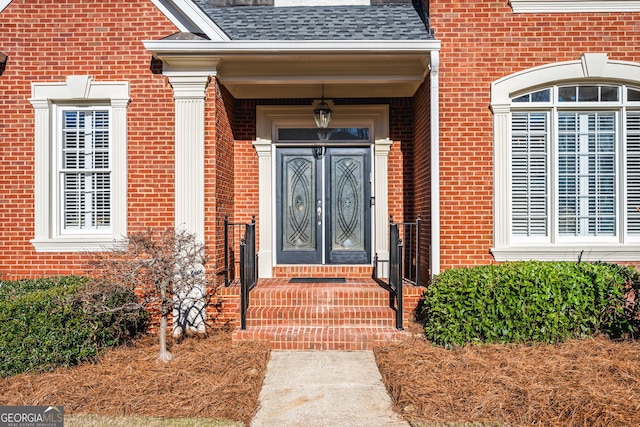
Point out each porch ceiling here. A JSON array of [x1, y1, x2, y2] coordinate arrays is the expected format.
[[144, 40, 440, 98]]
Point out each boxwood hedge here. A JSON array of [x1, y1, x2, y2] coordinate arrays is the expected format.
[[0, 276, 148, 377], [422, 261, 640, 347]]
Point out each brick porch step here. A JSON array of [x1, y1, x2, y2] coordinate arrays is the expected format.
[[244, 306, 395, 327], [233, 326, 411, 350], [231, 278, 413, 350]]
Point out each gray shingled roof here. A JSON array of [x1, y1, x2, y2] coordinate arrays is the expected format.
[[191, 2, 433, 40]]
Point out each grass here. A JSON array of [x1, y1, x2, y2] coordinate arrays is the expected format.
[[65, 414, 242, 427]]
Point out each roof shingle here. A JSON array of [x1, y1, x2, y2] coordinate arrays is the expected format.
[[191, 2, 433, 40]]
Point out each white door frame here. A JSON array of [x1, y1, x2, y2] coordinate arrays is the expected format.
[[254, 105, 391, 277]]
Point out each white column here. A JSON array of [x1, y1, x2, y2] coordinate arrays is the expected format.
[[253, 137, 273, 278], [374, 138, 392, 278], [430, 50, 441, 276], [167, 74, 210, 337]]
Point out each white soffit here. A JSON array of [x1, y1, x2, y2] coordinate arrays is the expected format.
[[509, 0, 640, 12], [144, 39, 440, 98]]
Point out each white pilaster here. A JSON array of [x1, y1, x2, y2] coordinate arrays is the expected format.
[[492, 103, 512, 250], [374, 138, 392, 278], [168, 75, 210, 242], [111, 98, 129, 240], [253, 137, 274, 278], [30, 100, 51, 244], [430, 50, 441, 276]]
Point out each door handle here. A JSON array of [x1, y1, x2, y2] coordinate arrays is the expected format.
[[316, 200, 322, 225]]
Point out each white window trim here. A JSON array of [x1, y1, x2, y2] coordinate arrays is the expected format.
[[491, 53, 640, 262], [509, 0, 640, 13], [29, 76, 129, 252]]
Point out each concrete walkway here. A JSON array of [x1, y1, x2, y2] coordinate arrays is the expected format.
[[251, 351, 410, 427]]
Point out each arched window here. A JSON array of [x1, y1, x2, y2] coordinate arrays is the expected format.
[[491, 54, 640, 261]]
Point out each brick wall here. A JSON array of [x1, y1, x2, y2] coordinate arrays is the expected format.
[[412, 77, 432, 282], [431, 0, 640, 270], [0, 0, 177, 278]]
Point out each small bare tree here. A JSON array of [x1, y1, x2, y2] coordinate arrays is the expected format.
[[88, 227, 214, 361]]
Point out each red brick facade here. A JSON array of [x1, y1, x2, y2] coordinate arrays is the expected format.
[[2, 0, 639, 283], [430, 0, 640, 270], [0, 0, 177, 278]]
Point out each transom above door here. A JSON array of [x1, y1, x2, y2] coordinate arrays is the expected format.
[[276, 146, 371, 265]]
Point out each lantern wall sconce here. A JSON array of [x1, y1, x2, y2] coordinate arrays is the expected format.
[[313, 85, 333, 129]]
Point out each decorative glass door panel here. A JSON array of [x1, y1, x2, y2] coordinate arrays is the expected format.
[[277, 149, 321, 264], [276, 147, 371, 265], [327, 149, 369, 264]]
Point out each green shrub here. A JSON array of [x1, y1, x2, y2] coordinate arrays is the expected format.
[[0, 276, 148, 377], [422, 261, 640, 347]]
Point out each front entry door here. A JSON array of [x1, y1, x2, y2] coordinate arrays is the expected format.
[[276, 147, 371, 265]]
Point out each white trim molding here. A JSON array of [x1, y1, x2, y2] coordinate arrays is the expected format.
[[150, 0, 230, 41], [0, 0, 11, 13], [509, 0, 640, 12], [29, 76, 130, 252], [254, 105, 390, 278], [429, 50, 440, 276], [490, 53, 640, 262]]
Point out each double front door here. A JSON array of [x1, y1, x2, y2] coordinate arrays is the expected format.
[[276, 147, 371, 265]]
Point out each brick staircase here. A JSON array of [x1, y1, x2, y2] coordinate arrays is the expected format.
[[230, 278, 421, 350]]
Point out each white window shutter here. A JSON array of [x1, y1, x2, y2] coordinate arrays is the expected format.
[[511, 112, 548, 236], [627, 112, 640, 234]]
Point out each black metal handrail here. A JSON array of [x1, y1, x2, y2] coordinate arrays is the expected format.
[[379, 215, 424, 330], [224, 216, 251, 287], [389, 220, 404, 330], [240, 217, 258, 330]]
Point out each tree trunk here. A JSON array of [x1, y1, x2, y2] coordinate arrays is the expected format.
[[158, 312, 173, 361], [158, 283, 173, 361]]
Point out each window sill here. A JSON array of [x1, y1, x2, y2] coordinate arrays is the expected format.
[[31, 237, 125, 253], [490, 245, 640, 262]]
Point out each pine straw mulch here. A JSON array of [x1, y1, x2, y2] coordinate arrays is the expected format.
[[0, 330, 269, 426], [375, 327, 640, 427]]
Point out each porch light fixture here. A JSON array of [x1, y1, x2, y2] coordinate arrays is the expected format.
[[313, 85, 332, 129]]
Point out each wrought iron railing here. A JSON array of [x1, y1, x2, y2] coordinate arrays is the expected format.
[[389, 220, 404, 329], [224, 216, 258, 330], [376, 215, 424, 330], [239, 218, 257, 330], [224, 216, 251, 287]]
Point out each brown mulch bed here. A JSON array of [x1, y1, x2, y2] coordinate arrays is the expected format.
[[375, 328, 640, 427], [0, 331, 269, 426], [3, 324, 640, 427]]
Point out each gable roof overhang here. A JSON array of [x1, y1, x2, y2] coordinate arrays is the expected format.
[[143, 39, 440, 98]]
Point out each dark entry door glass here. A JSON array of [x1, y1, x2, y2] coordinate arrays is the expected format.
[[276, 147, 371, 265], [327, 148, 370, 264], [277, 149, 322, 264]]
